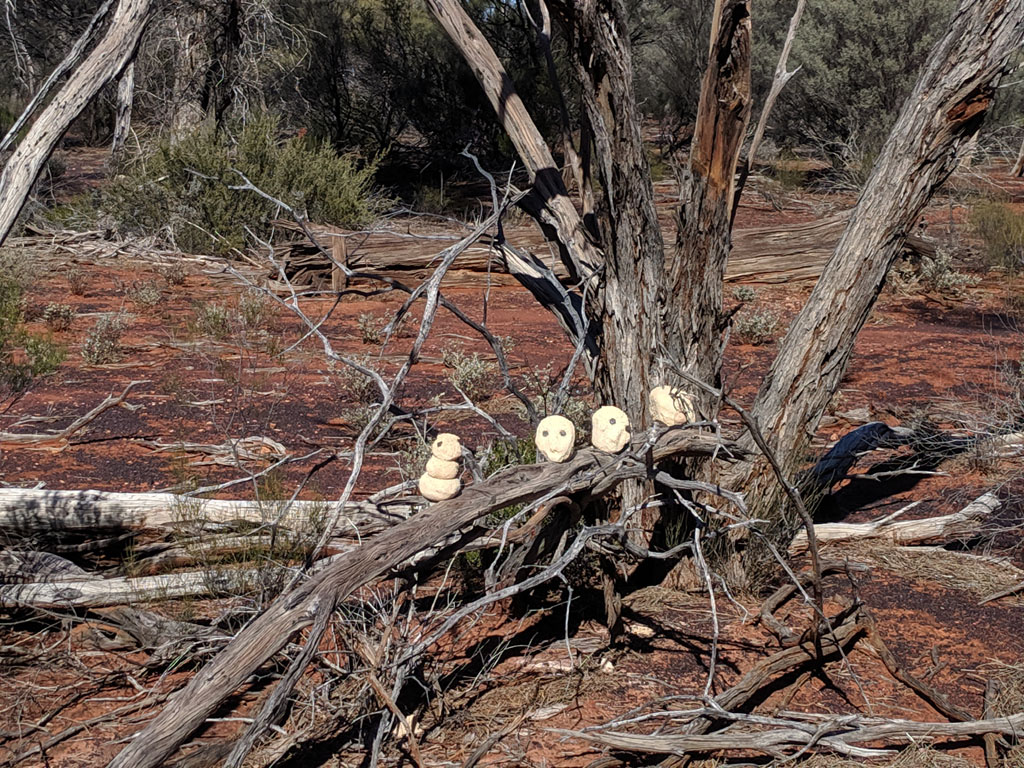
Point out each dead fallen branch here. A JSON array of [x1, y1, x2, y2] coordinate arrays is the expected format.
[[0, 487, 412, 537], [268, 213, 937, 289], [790, 491, 1001, 553], [0, 381, 143, 452], [139, 435, 288, 467], [106, 430, 739, 768], [0, 566, 260, 609]]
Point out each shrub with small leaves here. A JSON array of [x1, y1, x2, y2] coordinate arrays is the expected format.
[[734, 310, 780, 346], [66, 267, 87, 296], [732, 285, 757, 303], [920, 250, 978, 295], [82, 314, 130, 365], [358, 312, 384, 345], [191, 302, 233, 340], [161, 262, 188, 287], [43, 303, 75, 331], [126, 280, 163, 308], [239, 288, 273, 330], [331, 356, 380, 405], [442, 342, 495, 402]]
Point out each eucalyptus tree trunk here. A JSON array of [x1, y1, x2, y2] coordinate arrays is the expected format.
[[0, 0, 152, 246], [734, 0, 1024, 580], [110, 62, 135, 165]]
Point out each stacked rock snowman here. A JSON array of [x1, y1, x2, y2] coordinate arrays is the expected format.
[[418, 433, 463, 502]]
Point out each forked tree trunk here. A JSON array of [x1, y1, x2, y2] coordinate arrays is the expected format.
[[0, 0, 152, 245], [737, 0, 1024, 572]]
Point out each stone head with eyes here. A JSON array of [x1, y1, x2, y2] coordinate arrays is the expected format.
[[430, 433, 462, 462], [590, 405, 631, 453], [535, 415, 576, 462]]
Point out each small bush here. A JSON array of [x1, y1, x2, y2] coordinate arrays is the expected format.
[[970, 201, 1024, 274], [442, 342, 495, 402], [42, 303, 75, 332], [732, 285, 757, 303], [104, 114, 387, 256], [332, 356, 380, 405], [239, 288, 273, 330], [161, 262, 188, 287], [734, 310, 780, 345], [358, 313, 384, 345], [126, 280, 163, 308], [191, 302, 233, 340], [0, 264, 64, 392], [82, 314, 130, 365], [66, 266, 87, 296], [919, 250, 978, 295]]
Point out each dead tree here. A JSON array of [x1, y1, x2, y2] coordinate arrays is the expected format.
[[0, 0, 154, 245], [423, 0, 1022, 561]]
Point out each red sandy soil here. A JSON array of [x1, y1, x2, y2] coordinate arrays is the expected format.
[[1, 165, 1024, 767]]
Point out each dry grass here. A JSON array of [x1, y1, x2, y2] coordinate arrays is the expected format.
[[798, 745, 975, 768], [838, 542, 1024, 606]]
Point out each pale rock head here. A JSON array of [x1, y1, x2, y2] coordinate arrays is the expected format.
[[649, 385, 697, 426], [426, 456, 460, 480], [591, 406, 631, 453], [430, 433, 462, 462], [535, 415, 576, 463], [418, 473, 461, 502]]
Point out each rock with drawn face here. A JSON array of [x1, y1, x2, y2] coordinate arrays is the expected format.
[[430, 433, 462, 462], [590, 406, 631, 453], [535, 415, 576, 463], [649, 385, 697, 426]]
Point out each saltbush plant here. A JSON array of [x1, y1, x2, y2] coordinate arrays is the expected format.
[[104, 114, 387, 256], [0, 260, 65, 391], [82, 314, 130, 365], [970, 201, 1024, 274]]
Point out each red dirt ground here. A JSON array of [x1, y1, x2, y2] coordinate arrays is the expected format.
[[2, 166, 1024, 767]]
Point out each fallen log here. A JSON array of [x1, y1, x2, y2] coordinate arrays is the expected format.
[[0, 487, 413, 537], [106, 430, 738, 768], [790, 491, 1001, 553], [267, 212, 937, 290], [0, 567, 256, 609]]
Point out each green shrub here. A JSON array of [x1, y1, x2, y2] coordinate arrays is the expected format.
[[970, 201, 1024, 274], [125, 280, 163, 308], [190, 302, 233, 340], [104, 114, 387, 256], [441, 342, 495, 402], [734, 310, 780, 346], [0, 268, 65, 392], [43, 303, 75, 332], [82, 314, 130, 365], [732, 285, 757, 303]]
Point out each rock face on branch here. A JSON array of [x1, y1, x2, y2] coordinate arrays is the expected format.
[[106, 431, 736, 768]]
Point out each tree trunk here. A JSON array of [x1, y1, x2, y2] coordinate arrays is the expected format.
[[1012, 134, 1024, 176], [110, 62, 135, 165], [669, 0, 752, 400], [0, 0, 152, 246], [738, 0, 1023, 574]]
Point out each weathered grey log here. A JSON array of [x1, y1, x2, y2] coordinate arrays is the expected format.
[[0, 567, 258, 609], [0, 550, 95, 583], [0, 488, 413, 536], [268, 213, 936, 290], [790, 491, 1001, 553]]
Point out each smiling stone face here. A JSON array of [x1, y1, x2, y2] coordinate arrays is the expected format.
[[649, 385, 697, 426], [430, 433, 462, 462], [590, 406, 631, 453], [535, 414, 576, 462]]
